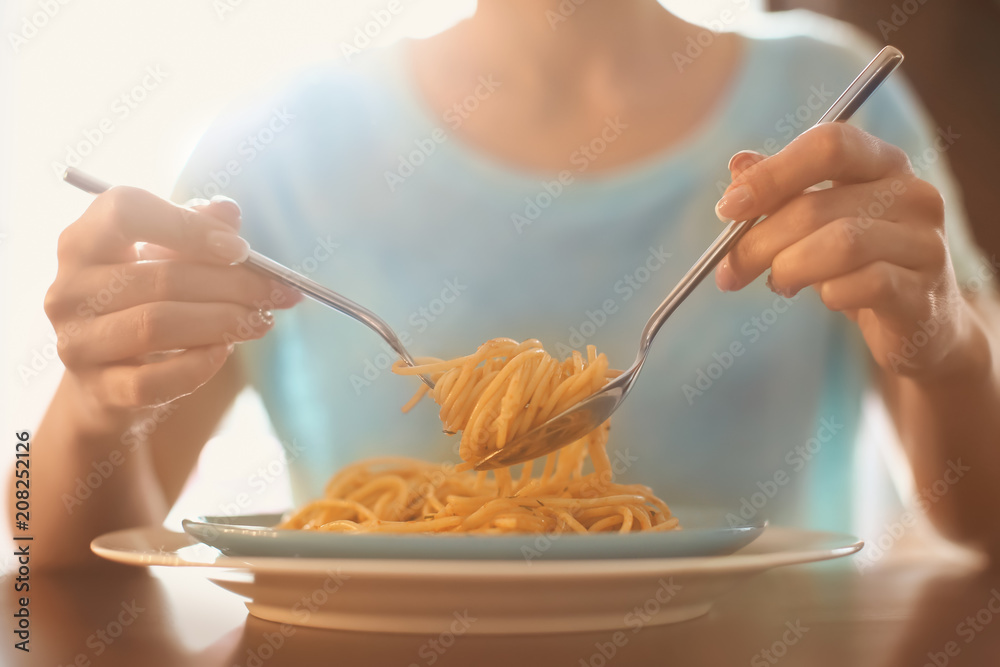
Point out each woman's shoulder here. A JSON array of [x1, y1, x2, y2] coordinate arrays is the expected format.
[[739, 9, 880, 66], [733, 10, 927, 147], [736, 9, 884, 87], [172, 47, 410, 205], [187, 52, 402, 158]]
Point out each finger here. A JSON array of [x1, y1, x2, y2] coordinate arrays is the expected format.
[[728, 150, 766, 180], [815, 261, 925, 322], [807, 286, 860, 321], [59, 187, 249, 266], [768, 218, 945, 297], [206, 195, 242, 229], [715, 124, 911, 222], [716, 179, 932, 291], [90, 344, 234, 408], [135, 197, 244, 261], [49, 261, 301, 318], [63, 302, 274, 366]]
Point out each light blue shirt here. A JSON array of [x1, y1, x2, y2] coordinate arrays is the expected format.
[[174, 12, 984, 532]]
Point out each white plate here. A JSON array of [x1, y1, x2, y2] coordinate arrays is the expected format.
[[92, 525, 862, 634]]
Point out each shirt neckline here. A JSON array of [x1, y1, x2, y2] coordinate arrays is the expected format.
[[378, 32, 764, 193]]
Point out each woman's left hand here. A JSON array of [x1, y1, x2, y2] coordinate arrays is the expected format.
[[714, 123, 987, 379]]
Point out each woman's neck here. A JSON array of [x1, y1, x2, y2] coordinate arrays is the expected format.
[[407, 0, 744, 174], [461, 0, 692, 83]]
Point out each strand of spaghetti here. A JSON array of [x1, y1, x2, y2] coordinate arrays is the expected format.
[[400, 383, 430, 413], [588, 514, 625, 532], [363, 517, 465, 533]]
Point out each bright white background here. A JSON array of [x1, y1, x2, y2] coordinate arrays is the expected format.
[[4, 0, 929, 560]]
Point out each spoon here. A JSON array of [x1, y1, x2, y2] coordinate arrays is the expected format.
[[62, 167, 435, 389], [472, 45, 905, 471]]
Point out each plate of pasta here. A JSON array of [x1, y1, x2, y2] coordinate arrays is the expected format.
[[97, 340, 864, 633], [184, 339, 761, 559]]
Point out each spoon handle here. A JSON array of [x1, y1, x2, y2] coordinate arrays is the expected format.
[[62, 167, 429, 383], [637, 46, 905, 354]]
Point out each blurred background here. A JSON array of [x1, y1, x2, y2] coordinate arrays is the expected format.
[[1, 0, 996, 552]]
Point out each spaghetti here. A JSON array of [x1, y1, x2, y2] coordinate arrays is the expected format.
[[278, 338, 678, 534]]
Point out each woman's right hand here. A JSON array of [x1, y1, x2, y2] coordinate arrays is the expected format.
[[44, 186, 301, 418]]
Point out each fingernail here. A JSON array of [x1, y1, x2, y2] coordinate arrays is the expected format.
[[716, 259, 737, 292], [766, 273, 795, 298], [259, 309, 274, 327], [207, 230, 250, 263], [210, 195, 242, 216], [184, 198, 211, 208], [727, 150, 764, 173], [715, 184, 752, 222]]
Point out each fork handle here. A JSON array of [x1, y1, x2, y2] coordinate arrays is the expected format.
[[637, 45, 904, 353], [243, 250, 420, 368]]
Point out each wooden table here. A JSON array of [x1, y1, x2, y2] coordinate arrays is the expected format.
[[4, 548, 999, 667]]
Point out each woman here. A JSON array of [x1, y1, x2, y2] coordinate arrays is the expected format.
[[32, 1, 1000, 567]]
